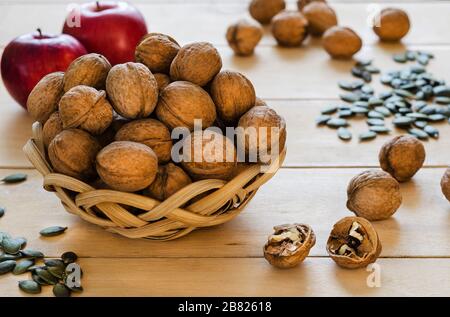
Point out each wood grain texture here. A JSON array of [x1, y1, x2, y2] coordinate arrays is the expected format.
[[1, 168, 449, 258], [0, 258, 449, 297]]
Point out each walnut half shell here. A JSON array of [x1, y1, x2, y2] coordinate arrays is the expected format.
[[327, 216, 382, 269], [263, 223, 315, 269]]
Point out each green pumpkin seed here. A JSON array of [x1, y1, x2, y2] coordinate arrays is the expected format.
[[393, 53, 407, 63], [21, 249, 44, 259], [351, 106, 369, 115], [365, 66, 380, 74], [374, 106, 391, 117], [407, 113, 429, 120], [35, 268, 59, 285], [0, 207, 4, 218], [2, 237, 23, 254], [414, 120, 428, 129], [1, 173, 27, 184], [39, 226, 67, 237], [417, 54, 429, 66], [44, 259, 65, 268], [428, 114, 446, 122], [47, 265, 64, 279], [338, 110, 353, 118], [61, 251, 78, 265], [399, 108, 412, 115], [0, 254, 21, 262], [420, 105, 437, 115], [408, 128, 429, 140], [337, 127, 352, 141], [0, 260, 16, 274], [393, 116, 415, 127], [369, 126, 391, 134], [338, 80, 364, 91], [53, 283, 71, 297], [321, 106, 337, 115], [18, 280, 41, 294], [340, 93, 360, 103], [13, 259, 35, 275], [361, 85, 374, 95], [368, 111, 384, 119], [316, 115, 331, 125], [32, 273, 50, 286], [435, 97, 450, 105], [380, 75, 393, 84], [27, 265, 46, 272], [424, 125, 439, 138], [394, 89, 415, 99], [353, 101, 369, 108], [379, 92, 393, 100], [359, 131, 377, 141], [368, 97, 384, 107], [356, 59, 372, 67], [433, 85, 450, 97], [367, 118, 385, 126]]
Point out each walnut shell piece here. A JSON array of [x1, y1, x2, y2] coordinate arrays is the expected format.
[[156, 81, 217, 131], [323, 26, 362, 59], [379, 135, 425, 182], [154, 73, 171, 92], [58, 85, 113, 135], [271, 11, 309, 47], [297, 0, 326, 11], [249, 0, 286, 25], [42, 112, 63, 149], [327, 216, 382, 269], [226, 19, 263, 56], [106, 62, 158, 119], [48, 129, 101, 180], [96, 141, 158, 192], [181, 130, 237, 181], [170, 42, 222, 87], [145, 163, 192, 201], [210, 70, 256, 124], [115, 118, 173, 163], [373, 8, 410, 42], [347, 170, 402, 221], [441, 168, 450, 203], [264, 223, 316, 269], [63, 53, 111, 92], [135, 33, 180, 74], [27, 72, 64, 124], [303, 2, 337, 36]]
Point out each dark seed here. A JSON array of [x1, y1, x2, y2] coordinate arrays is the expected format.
[[321, 106, 337, 114], [1, 173, 27, 184], [374, 106, 391, 117], [61, 251, 78, 265], [368, 97, 384, 107], [433, 85, 450, 97], [413, 101, 427, 112], [420, 105, 437, 115], [408, 128, 429, 140], [351, 106, 369, 115], [2, 237, 23, 254], [393, 53, 407, 63], [27, 265, 46, 272], [424, 125, 439, 138], [353, 101, 369, 108], [394, 89, 415, 99], [356, 59, 372, 67], [367, 118, 385, 126], [44, 259, 65, 268], [340, 93, 360, 103], [338, 80, 364, 91], [18, 280, 41, 294], [35, 268, 59, 285], [398, 108, 412, 115], [369, 126, 391, 134], [337, 127, 352, 141], [316, 115, 331, 125], [379, 91, 393, 100], [338, 110, 353, 118], [32, 273, 50, 286], [0, 260, 16, 274], [13, 259, 34, 275], [362, 71, 372, 83], [368, 111, 384, 119], [435, 97, 450, 105], [39, 226, 67, 237], [428, 114, 446, 122], [47, 265, 64, 279], [414, 120, 428, 129], [393, 116, 415, 127], [406, 113, 429, 120], [410, 65, 426, 74], [21, 249, 44, 259], [53, 283, 71, 297], [359, 131, 377, 141], [351, 66, 364, 78], [0, 254, 21, 262]]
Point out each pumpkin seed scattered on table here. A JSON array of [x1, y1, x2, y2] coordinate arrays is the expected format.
[[2, 237, 24, 254], [1, 173, 27, 184], [18, 280, 41, 294], [53, 283, 71, 297], [61, 251, 78, 265], [359, 131, 377, 141], [13, 259, 35, 275], [0, 207, 4, 218], [337, 127, 352, 141], [0, 260, 16, 274], [39, 226, 67, 237], [21, 249, 44, 259]]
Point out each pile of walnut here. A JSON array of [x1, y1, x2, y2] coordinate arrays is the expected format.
[[227, 0, 410, 59], [27, 33, 287, 197]]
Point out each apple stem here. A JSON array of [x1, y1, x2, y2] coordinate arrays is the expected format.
[[96, 1, 100, 10], [36, 28, 42, 37]]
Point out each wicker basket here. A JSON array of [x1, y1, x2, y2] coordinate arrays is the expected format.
[[23, 122, 286, 241]]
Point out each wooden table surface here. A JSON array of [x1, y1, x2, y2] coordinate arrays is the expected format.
[[0, 0, 449, 297]]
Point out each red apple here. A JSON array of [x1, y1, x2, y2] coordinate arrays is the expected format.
[[1, 29, 87, 109], [62, 1, 148, 66]]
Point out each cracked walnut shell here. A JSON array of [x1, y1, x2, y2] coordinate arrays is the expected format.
[[441, 168, 450, 203], [379, 135, 425, 182], [27, 72, 64, 124], [63, 53, 111, 92], [42, 112, 63, 149], [226, 19, 263, 56], [170, 42, 222, 87], [327, 216, 382, 269], [347, 170, 402, 221], [48, 128, 101, 180], [156, 81, 216, 131], [115, 118, 173, 163], [145, 163, 192, 201], [303, 2, 337, 36], [135, 33, 180, 74], [264, 223, 316, 269], [59, 85, 113, 135], [96, 141, 158, 192], [373, 8, 410, 42], [249, 0, 286, 25], [210, 70, 256, 124], [271, 11, 309, 47], [323, 26, 362, 59], [106, 62, 158, 119]]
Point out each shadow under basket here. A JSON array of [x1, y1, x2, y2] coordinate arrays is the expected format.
[[23, 122, 286, 241]]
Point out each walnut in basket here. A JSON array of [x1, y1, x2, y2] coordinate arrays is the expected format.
[[154, 73, 171, 92], [48, 128, 101, 180], [226, 19, 263, 56], [145, 163, 192, 201], [249, 0, 286, 25], [135, 33, 180, 74], [271, 11, 309, 47], [42, 112, 63, 149], [96, 141, 158, 192], [59, 85, 113, 135], [106, 62, 158, 119], [322, 26, 362, 59]]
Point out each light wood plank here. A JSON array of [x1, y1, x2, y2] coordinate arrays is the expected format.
[[1, 168, 449, 258], [1, 2, 450, 46], [0, 258, 449, 296]]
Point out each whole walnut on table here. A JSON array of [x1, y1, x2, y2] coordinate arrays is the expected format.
[[302, 2, 337, 36], [271, 11, 309, 47], [226, 19, 263, 56], [373, 8, 410, 42], [135, 33, 180, 74], [249, 0, 286, 25], [322, 26, 362, 59]]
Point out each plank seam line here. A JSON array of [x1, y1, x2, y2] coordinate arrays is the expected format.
[[56, 255, 450, 259]]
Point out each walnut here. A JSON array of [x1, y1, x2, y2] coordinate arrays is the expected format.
[[249, 0, 286, 25], [373, 8, 410, 42], [42, 112, 63, 149], [181, 130, 237, 181], [48, 129, 101, 180], [154, 73, 171, 91], [441, 168, 450, 203], [323, 26, 362, 59], [271, 11, 309, 47], [63, 53, 111, 92], [297, 0, 326, 11], [170, 42, 222, 87], [115, 118, 172, 163], [264, 223, 315, 269], [226, 19, 263, 56], [27, 72, 64, 124], [379, 135, 425, 182], [210, 70, 256, 124], [302, 2, 337, 36], [144, 163, 192, 201], [327, 217, 382, 269], [347, 170, 402, 221], [135, 33, 180, 74], [237, 106, 287, 163], [58, 85, 113, 135], [156, 81, 217, 131], [97, 115, 129, 147], [96, 141, 158, 192], [106, 62, 158, 119]]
